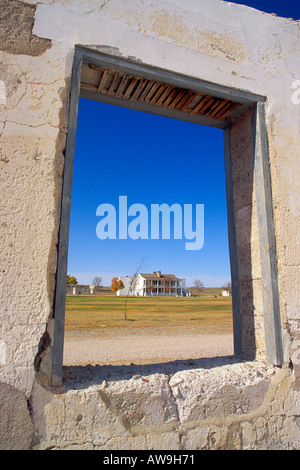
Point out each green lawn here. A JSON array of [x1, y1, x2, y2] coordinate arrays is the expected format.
[[65, 293, 233, 334]]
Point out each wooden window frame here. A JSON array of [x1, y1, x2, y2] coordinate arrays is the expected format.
[[49, 46, 283, 385]]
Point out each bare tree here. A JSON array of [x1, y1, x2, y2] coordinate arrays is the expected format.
[[124, 259, 145, 320], [92, 276, 102, 286], [222, 281, 232, 293], [193, 278, 204, 296]]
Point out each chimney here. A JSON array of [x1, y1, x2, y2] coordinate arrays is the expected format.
[[153, 271, 156, 275], [157, 271, 161, 278]]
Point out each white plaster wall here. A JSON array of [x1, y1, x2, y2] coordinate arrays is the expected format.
[[0, 0, 300, 450], [0, 47, 67, 396]]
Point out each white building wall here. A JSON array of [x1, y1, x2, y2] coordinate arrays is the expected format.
[[116, 275, 144, 296], [116, 276, 131, 296]]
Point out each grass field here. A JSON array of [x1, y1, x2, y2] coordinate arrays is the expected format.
[[65, 291, 233, 334]]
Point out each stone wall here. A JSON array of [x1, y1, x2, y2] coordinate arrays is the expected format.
[[0, 0, 299, 450], [30, 360, 300, 450]]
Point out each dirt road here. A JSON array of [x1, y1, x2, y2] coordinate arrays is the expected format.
[[63, 327, 234, 366]]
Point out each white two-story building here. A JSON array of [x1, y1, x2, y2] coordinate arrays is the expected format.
[[116, 271, 187, 297]]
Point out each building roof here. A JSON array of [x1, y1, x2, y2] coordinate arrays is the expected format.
[[140, 273, 181, 281]]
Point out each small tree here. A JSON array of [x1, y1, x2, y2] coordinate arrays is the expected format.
[[193, 278, 204, 296], [67, 275, 78, 285], [92, 276, 102, 286], [222, 281, 232, 294], [111, 277, 124, 293]]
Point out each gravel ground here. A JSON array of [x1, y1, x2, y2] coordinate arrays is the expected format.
[[63, 327, 234, 366]]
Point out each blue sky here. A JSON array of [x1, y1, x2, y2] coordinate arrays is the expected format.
[[67, 1, 299, 288], [68, 102, 227, 287], [228, 1, 299, 20]]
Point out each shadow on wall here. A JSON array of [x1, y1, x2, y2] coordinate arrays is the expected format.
[[62, 355, 238, 391], [230, 110, 256, 361]]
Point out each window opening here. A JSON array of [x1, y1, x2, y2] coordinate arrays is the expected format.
[[63, 97, 234, 368], [49, 48, 283, 385]]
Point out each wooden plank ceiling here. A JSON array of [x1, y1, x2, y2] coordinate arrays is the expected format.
[[81, 63, 242, 121]]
